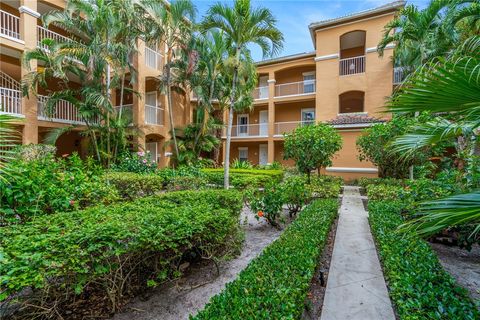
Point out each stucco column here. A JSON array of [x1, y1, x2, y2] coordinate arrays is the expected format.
[[19, 3, 40, 144], [133, 39, 146, 151], [267, 73, 276, 164]]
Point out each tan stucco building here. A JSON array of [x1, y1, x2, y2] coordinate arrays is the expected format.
[[1, 1, 405, 179], [221, 1, 405, 179]]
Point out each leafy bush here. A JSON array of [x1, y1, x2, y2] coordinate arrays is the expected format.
[[231, 158, 253, 169], [308, 175, 343, 199], [0, 190, 243, 318], [284, 123, 342, 181], [368, 200, 479, 319], [112, 151, 157, 173], [192, 199, 338, 319], [104, 172, 164, 199], [247, 182, 284, 226], [0, 153, 118, 225], [201, 168, 283, 189], [366, 184, 404, 201], [281, 175, 311, 216], [13, 144, 56, 161], [357, 177, 404, 190]]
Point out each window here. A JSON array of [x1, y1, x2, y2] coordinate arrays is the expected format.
[[303, 72, 315, 94], [301, 108, 315, 125], [237, 114, 249, 136], [238, 147, 248, 162], [145, 92, 156, 106]]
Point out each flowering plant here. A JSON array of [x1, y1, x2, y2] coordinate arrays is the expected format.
[[112, 151, 157, 174]]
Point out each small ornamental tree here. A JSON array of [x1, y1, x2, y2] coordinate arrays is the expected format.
[[284, 124, 342, 182]]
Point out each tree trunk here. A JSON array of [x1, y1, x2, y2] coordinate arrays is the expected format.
[[166, 51, 179, 164], [224, 49, 240, 189]]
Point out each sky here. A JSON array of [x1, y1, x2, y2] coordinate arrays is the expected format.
[[192, 0, 429, 61]]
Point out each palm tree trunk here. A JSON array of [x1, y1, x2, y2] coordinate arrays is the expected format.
[[166, 57, 180, 162], [113, 73, 126, 161], [224, 50, 240, 189]]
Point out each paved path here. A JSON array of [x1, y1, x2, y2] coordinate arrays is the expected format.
[[320, 186, 395, 320]]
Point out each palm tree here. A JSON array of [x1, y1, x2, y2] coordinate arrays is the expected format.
[[378, 0, 479, 73], [22, 0, 141, 166], [136, 0, 196, 161], [389, 36, 480, 238], [202, 0, 283, 188]]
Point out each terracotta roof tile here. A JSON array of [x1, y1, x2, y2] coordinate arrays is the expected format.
[[328, 114, 386, 125]]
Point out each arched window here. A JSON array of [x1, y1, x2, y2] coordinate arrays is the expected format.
[[339, 91, 364, 113]]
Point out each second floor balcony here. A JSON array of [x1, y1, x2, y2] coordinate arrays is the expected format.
[[1, 9, 20, 41], [224, 123, 268, 138], [274, 121, 314, 136], [274, 80, 316, 98]]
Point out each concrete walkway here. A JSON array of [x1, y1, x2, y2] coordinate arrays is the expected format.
[[320, 186, 395, 320]]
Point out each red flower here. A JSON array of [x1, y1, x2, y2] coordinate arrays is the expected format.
[[69, 200, 75, 206], [257, 211, 264, 217]]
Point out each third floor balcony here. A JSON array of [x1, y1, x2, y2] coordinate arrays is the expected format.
[[274, 79, 316, 98]]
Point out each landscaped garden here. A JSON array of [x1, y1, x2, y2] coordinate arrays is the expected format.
[[1, 0, 480, 319]]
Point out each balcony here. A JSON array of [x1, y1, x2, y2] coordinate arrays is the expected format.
[[225, 124, 268, 138], [274, 80, 316, 98], [145, 104, 164, 125], [0, 87, 22, 116], [274, 121, 314, 136], [339, 56, 365, 76], [145, 46, 163, 71], [393, 67, 405, 85], [38, 95, 86, 124], [115, 104, 133, 123], [253, 86, 269, 100], [0, 10, 20, 41], [37, 26, 70, 49]]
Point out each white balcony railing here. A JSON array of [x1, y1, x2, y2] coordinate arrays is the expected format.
[[393, 67, 405, 85], [0, 10, 20, 40], [37, 26, 70, 49], [0, 87, 22, 116], [38, 95, 86, 124], [0, 71, 20, 91], [145, 46, 163, 71], [253, 86, 269, 100], [145, 104, 164, 125], [115, 104, 133, 124], [225, 124, 269, 138], [274, 80, 316, 98], [339, 55, 365, 76], [274, 121, 314, 136]]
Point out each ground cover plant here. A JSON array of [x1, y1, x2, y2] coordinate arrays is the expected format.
[[368, 200, 479, 319], [0, 190, 243, 319], [192, 198, 338, 319]]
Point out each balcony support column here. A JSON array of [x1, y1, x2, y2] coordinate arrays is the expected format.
[[267, 73, 276, 164], [19, 1, 39, 144], [133, 39, 146, 151]]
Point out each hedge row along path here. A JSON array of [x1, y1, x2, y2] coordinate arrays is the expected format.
[[321, 186, 395, 320]]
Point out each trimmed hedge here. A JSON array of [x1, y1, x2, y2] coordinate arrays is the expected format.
[[104, 171, 165, 199], [201, 169, 284, 189], [368, 200, 479, 319], [0, 190, 243, 317], [192, 198, 338, 319]]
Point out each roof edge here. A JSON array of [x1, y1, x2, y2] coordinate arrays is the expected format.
[[308, 1, 405, 46], [256, 51, 316, 67]]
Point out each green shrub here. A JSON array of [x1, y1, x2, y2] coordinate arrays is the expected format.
[[111, 151, 157, 173], [308, 175, 342, 198], [231, 158, 254, 169], [247, 182, 284, 226], [281, 175, 310, 216], [366, 184, 404, 201], [201, 168, 283, 189], [0, 154, 118, 225], [0, 190, 243, 318], [357, 177, 404, 190], [368, 201, 479, 319], [104, 172, 165, 199], [192, 199, 338, 319]]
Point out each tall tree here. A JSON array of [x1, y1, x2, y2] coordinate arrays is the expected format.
[[136, 0, 196, 161], [22, 0, 141, 166], [202, 0, 283, 188]]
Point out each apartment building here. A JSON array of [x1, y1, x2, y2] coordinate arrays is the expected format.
[[222, 1, 405, 179], [0, 0, 191, 166]]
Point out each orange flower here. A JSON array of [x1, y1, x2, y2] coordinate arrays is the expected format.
[[257, 211, 264, 217]]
